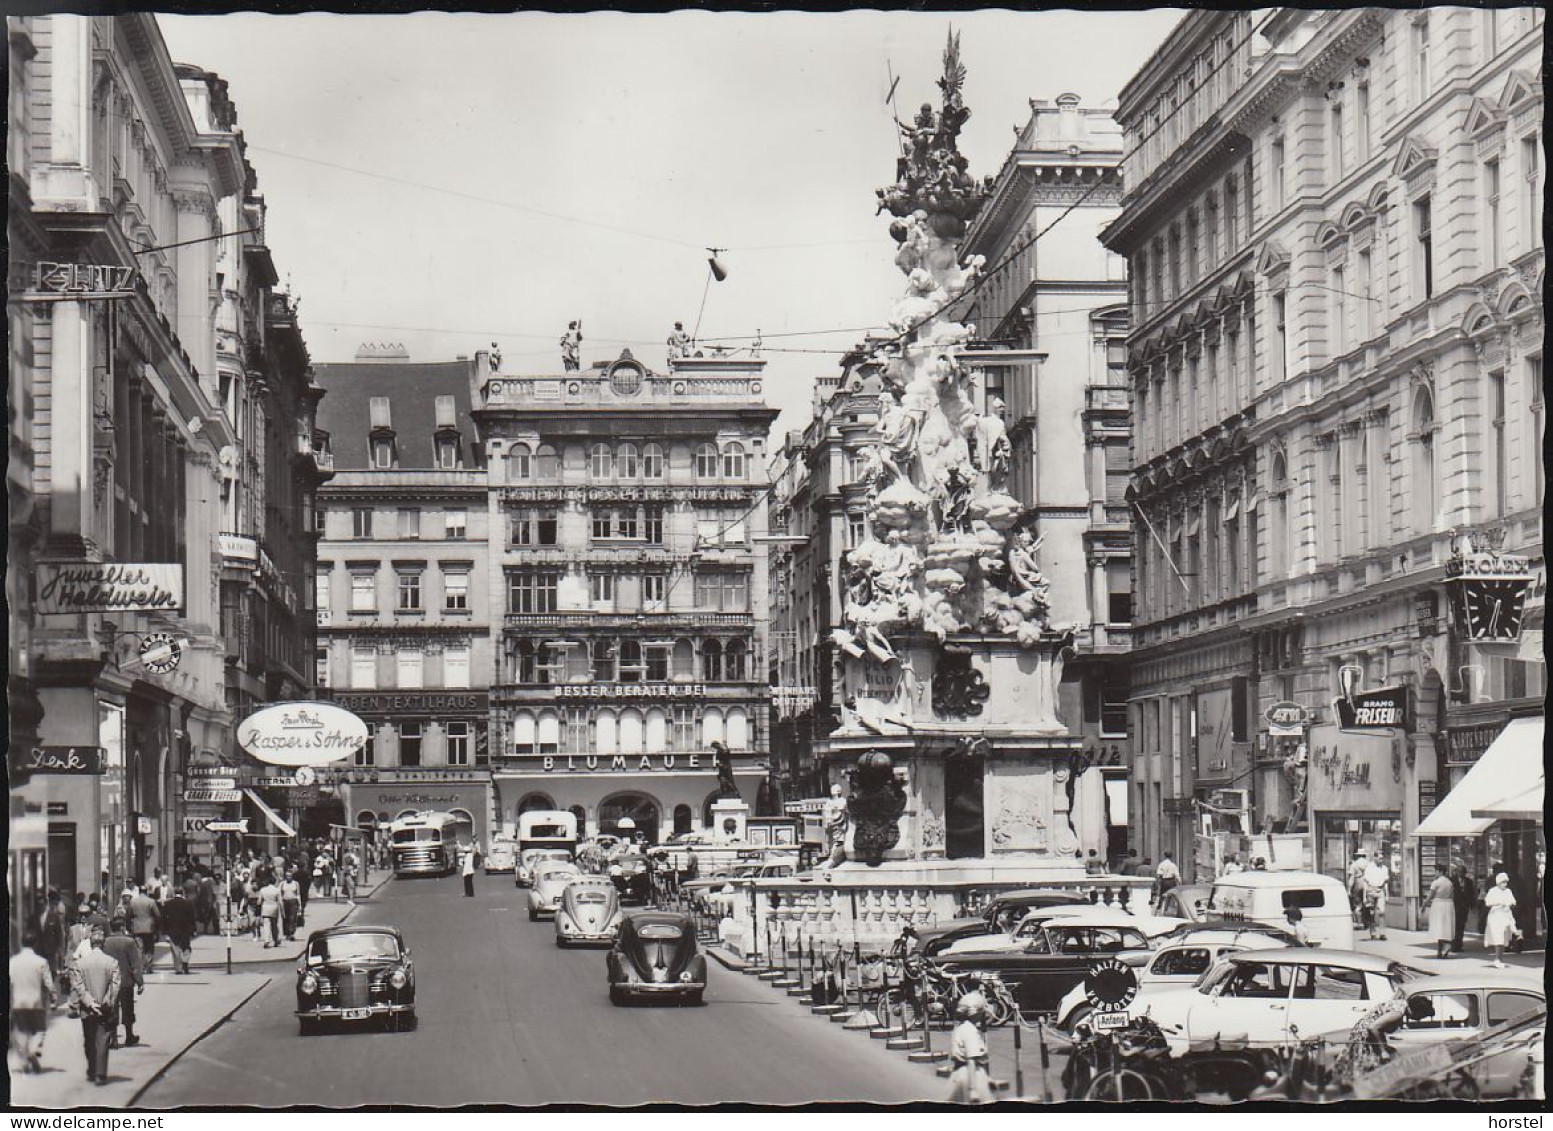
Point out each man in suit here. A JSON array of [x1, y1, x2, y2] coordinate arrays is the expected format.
[[100, 919, 145, 1048], [162, 884, 198, 974], [126, 887, 161, 970], [70, 925, 121, 1085]]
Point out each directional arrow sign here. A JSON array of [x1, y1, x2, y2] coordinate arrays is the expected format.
[[207, 819, 249, 833]]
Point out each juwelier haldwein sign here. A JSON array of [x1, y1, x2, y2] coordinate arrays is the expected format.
[[37, 563, 183, 614]]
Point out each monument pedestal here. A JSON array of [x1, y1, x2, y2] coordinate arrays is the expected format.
[[711, 798, 749, 843]]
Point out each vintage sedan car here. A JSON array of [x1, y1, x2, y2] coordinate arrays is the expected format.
[[607, 911, 707, 1006], [1384, 972, 1545, 1097], [528, 863, 582, 920], [938, 906, 1182, 958], [483, 837, 518, 875], [939, 916, 1170, 1018], [516, 847, 574, 887], [1055, 930, 1293, 1031], [1155, 918, 1306, 948], [1155, 884, 1215, 922], [1138, 949, 1426, 1053], [295, 926, 415, 1034], [917, 889, 1086, 956], [608, 853, 654, 905], [555, 876, 624, 947]]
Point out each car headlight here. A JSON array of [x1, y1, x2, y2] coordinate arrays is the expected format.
[[679, 971, 694, 982], [389, 968, 408, 989], [300, 973, 319, 994]]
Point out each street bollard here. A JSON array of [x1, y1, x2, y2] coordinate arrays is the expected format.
[[1013, 1020, 1024, 1099], [1036, 1018, 1053, 1102]]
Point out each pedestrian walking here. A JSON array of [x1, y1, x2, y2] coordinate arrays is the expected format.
[[126, 886, 161, 971], [9, 934, 56, 1075], [281, 871, 302, 941], [341, 848, 359, 904], [162, 885, 197, 974], [1154, 852, 1179, 909], [1426, 862, 1456, 960], [1347, 851, 1369, 927], [462, 843, 477, 897], [1447, 857, 1475, 952], [69, 925, 120, 1086], [1483, 873, 1519, 968], [101, 919, 144, 1048], [313, 853, 331, 899], [296, 847, 312, 913], [258, 877, 282, 948], [946, 991, 992, 1104], [38, 893, 65, 986], [1362, 855, 1391, 940], [197, 871, 220, 936]]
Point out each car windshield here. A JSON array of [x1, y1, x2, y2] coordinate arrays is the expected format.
[[570, 890, 610, 904], [308, 933, 399, 963], [638, 923, 682, 940], [539, 868, 578, 883]]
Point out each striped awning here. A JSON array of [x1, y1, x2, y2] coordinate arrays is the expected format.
[[244, 788, 298, 838]]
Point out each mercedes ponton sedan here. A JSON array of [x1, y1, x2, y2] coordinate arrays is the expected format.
[[295, 926, 416, 1034]]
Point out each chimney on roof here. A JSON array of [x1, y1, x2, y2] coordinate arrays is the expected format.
[[355, 342, 411, 362]]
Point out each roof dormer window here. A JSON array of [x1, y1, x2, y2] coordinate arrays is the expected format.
[[433, 395, 460, 469], [369, 396, 397, 469]]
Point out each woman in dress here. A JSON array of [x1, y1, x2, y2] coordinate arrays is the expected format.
[[1426, 862, 1455, 959], [1482, 872, 1518, 968]]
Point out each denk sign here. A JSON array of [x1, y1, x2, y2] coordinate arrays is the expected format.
[[237, 701, 368, 767]]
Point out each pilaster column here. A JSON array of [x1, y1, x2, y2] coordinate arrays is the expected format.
[[47, 300, 96, 554]]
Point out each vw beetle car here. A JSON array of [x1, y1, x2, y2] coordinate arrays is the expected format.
[[516, 847, 574, 887], [295, 926, 415, 1034], [555, 876, 624, 947], [607, 911, 707, 1006], [528, 863, 582, 920], [483, 837, 518, 875], [1385, 972, 1545, 1097]]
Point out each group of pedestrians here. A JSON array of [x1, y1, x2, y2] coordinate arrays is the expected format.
[[226, 841, 360, 946], [1423, 855, 1525, 966]]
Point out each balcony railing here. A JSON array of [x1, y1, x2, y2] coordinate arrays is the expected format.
[[504, 611, 751, 629], [482, 373, 765, 408], [1085, 385, 1132, 412]]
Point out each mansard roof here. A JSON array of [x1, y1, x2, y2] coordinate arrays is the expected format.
[[315, 358, 480, 471]]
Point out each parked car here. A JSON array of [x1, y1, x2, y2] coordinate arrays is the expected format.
[[517, 847, 574, 887], [1155, 884, 1215, 922], [528, 863, 582, 920], [1385, 973, 1545, 1097], [1208, 872, 1355, 949], [555, 876, 624, 947], [936, 915, 1169, 1018], [1137, 949, 1425, 1053], [607, 911, 707, 1006], [1156, 919, 1307, 948], [938, 906, 1183, 958], [1055, 930, 1292, 1031], [918, 889, 1096, 956], [295, 926, 415, 1034], [483, 837, 518, 875]]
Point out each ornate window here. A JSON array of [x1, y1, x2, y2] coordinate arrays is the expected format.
[[590, 442, 614, 479], [643, 442, 665, 479], [592, 639, 616, 682], [722, 442, 746, 480], [508, 442, 532, 480], [1412, 386, 1438, 533], [617, 443, 639, 479], [535, 443, 559, 480], [702, 639, 723, 681]]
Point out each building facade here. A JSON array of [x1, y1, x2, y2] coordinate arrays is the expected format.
[[955, 93, 1135, 859], [1103, 8, 1543, 925], [477, 349, 779, 842], [313, 347, 495, 846], [7, 15, 317, 900]]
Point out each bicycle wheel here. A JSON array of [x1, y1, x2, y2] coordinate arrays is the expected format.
[[1085, 1067, 1166, 1101], [982, 986, 1015, 1029]]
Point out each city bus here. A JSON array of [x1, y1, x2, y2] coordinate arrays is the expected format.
[[387, 811, 465, 877]]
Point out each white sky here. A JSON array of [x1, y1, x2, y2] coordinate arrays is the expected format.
[[160, 9, 1184, 440]]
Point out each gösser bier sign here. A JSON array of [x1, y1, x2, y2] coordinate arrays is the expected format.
[[237, 702, 368, 767]]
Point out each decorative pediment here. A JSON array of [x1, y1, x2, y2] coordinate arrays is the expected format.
[[1390, 136, 1439, 186], [1462, 300, 1499, 337], [1315, 221, 1344, 249], [1501, 69, 1543, 114], [1365, 182, 1391, 213], [1497, 280, 1536, 318], [1463, 96, 1506, 139], [1340, 201, 1371, 232], [1255, 241, 1291, 278]]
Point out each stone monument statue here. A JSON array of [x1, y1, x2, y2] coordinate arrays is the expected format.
[[823, 783, 850, 867], [712, 740, 739, 799], [559, 321, 582, 371]]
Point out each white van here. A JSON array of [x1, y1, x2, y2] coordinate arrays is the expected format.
[[1208, 871, 1355, 950]]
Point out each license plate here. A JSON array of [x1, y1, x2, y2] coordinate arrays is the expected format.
[[1093, 1012, 1131, 1030], [342, 1009, 371, 1021]]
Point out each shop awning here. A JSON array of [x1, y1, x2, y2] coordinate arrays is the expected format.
[[1472, 781, 1544, 822], [244, 787, 298, 838], [1414, 717, 1543, 838]]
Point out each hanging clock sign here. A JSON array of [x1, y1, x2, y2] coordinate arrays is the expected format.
[[1445, 550, 1532, 641]]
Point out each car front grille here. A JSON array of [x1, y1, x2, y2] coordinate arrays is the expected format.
[[337, 971, 370, 1009]]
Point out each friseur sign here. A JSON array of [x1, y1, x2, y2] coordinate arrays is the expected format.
[[1334, 686, 1409, 730], [37, 563, 183, 614]]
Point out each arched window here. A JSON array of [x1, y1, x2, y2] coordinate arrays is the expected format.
[[507, 442, 532, 481], [724, 639, 747, 681], [673, 804, 693, 836], [515, 640, 537, 684], [702, 639, 723, 681], [1269, 452, 1289, 578], [517, 793, 556, 815], [535, 443, 560, 480], [569, 804, 587, 837], [643, 443, 665, 480], [726, 707, 749, 750], [645, 707, 668, 753], [1413, 387, 1438, 533], [722, 442, 747, 480], [672, 638, 696, 679], [695, 443, 720, 479], [598, 793, 660, 844], [591, 442, 614, 479], [617, 443, 639, 479], [537, 710, 561, 754], [702, 707, 724, 746], [619, 709, 644, 754], [513, 711, 537, 753], [596, 709, 617, 755]]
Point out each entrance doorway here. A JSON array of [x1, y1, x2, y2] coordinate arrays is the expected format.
[[48, 823, 77, 894], [598, 793, 661, 844]]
